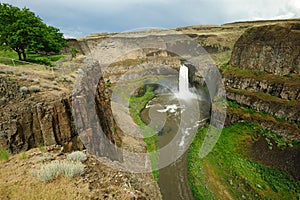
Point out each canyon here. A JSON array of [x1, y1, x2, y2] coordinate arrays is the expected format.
[[0, 18, 299, 199]]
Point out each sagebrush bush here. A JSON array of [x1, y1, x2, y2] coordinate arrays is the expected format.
[[67, 151, 87, 162], [19, 86, 28, 93], [33, 160, 85, 182], [60, 161, 85, 178], [28, 85, 40, 92]]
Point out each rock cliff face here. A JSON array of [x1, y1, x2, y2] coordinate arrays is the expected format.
[[63, 37, 109, 55], [0, 62, 121, 158], [230, 23, 300, 75], [225, 21, 300, 141], [223, 73, 300, 122], [224, 74, 300, 101], [0, 74, 83, 153], [226, 88, 300, 122], [0, 96, 83, 153], [72, 59, 123, 161]]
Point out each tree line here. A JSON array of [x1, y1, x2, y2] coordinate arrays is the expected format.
[[0, 3, 67, 61]]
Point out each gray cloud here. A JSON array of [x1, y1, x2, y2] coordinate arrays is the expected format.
[[2, 0, 300, 37]]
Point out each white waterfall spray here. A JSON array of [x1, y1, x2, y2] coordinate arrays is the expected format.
[[177, 64, 195, 99], [179, 64, 189, 94]]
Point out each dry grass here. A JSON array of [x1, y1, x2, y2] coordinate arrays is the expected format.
[[0, 176, 88, 200], [0, 151, 89, 200], [0, 147, 161, 200]]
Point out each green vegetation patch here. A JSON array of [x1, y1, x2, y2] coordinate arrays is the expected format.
[[0, 50, 66, 67], [188, 122, 300, 200], [0, 148, 10, 161], [27, 53, 66, 66], [19, 152, 27, 160], [129, 86, 159, 181]]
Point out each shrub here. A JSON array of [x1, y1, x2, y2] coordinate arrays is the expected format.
[[28, 85, 40, 93], [29, 57, 53, 66], [33, 160, 85, 182], [0, 148, 10, 161], [41, 83, 50, 89], [67, 151, 87, 162], [58, 76, 72, 83], [33, 78, 40, 83], [60, 161, 85, 178], [0, 97, 6, 105], [71, 47, 78, 58], [76, 69, 84, 75], [19, 86, 28, 93]]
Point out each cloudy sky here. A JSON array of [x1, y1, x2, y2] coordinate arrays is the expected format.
[[2, 0, 300, 38]]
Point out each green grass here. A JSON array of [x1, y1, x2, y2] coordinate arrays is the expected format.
[[243, 107, 256, 114], [38, 144, 45, 152], [28, 53, 66, 62], [129, 86, 159, 181], [19, 152, 27, 160], [257, 128, 288, 148], [0, 50, 66, 66], [0, 148, 10, 161], [0, 50, 21, 66], [188, 122, 300, 200], [226, 100, 241, 108]]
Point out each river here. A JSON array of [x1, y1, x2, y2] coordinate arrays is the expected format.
[[141, 93, 209, 200]]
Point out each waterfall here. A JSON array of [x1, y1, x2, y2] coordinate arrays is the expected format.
[[177, 64, 194, 100], [176, 65, 196, 147], [179, 64, 189, 94]]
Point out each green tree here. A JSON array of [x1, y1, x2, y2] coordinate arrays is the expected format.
[[0, 3, 67, 61]]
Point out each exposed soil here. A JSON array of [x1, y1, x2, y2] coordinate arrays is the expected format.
[[250, 137, 300, 181]]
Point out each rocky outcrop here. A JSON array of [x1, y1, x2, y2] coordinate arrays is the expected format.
[[0, 62, 122, 158], [224, 74, 300, 100], [72, 59, 123, 161], [0, 93, 83, 153], [224, 107, 300, 141], [226, 87, 300, 122], [230, 22, 300, 75], [0, 76, 25, 106], [63, 34, 113, 55], [225, 22, 300, 141]]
